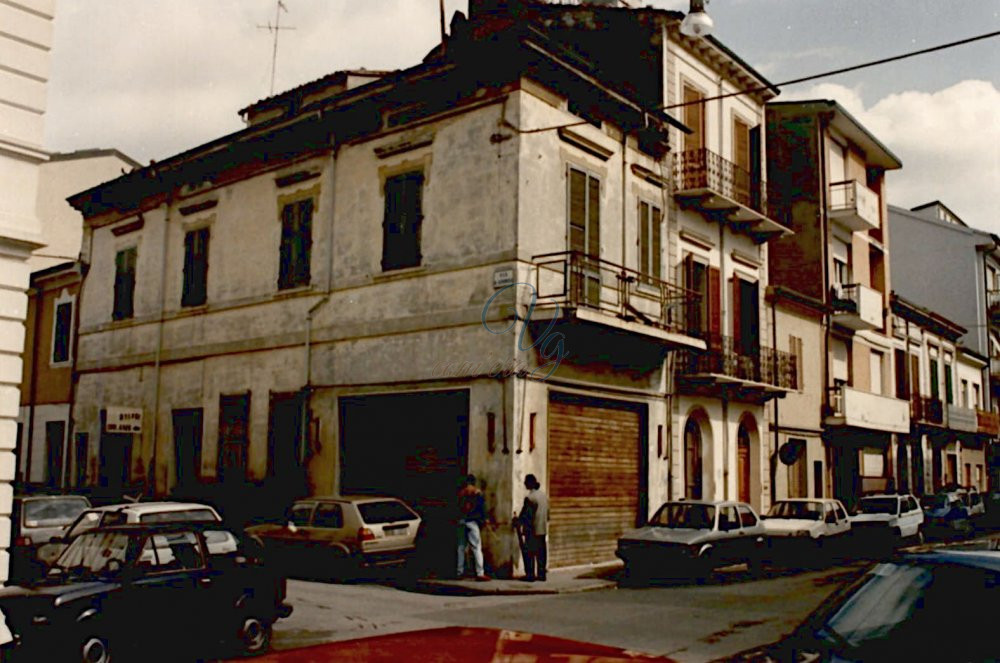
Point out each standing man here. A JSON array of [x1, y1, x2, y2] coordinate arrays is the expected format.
[[516, 473, 549, 581], [457, 474, 489, 581]]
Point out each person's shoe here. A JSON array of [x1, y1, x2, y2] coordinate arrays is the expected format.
[[537, 575, 547, 582], [518, 576, 535, 582], [475, 574, 491, 582]]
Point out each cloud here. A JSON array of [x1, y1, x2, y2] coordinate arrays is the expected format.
[[777, 80, 1000, 232]]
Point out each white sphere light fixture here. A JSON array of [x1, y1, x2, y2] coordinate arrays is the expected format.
[[680, 0, 714, 38]]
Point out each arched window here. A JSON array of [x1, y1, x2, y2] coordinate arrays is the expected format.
[[684, 418, 703, 500]]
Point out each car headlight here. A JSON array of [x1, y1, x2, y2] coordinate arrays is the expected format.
[[31, 615, 49, 625]]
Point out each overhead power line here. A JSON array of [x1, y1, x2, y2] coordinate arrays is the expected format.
[[517, 29, 1000, 135]]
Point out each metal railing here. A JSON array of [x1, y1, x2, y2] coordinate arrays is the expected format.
[[673, 148, 770, 215], [676, 334, 798, 389], [977, 409, 1000, 436], [531, 251, 699, 335], [831, 283, 861, 312], [988, 289, 1000, 313], [911, 396, 944, 425]]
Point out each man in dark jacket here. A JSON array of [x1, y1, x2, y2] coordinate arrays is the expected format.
[[457, 474, 489, 581], [516, 474, 549, 581]]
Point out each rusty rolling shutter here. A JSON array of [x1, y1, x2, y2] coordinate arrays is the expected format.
[[548, 394, 642, 568]]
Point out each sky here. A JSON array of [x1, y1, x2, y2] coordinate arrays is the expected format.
[[46, 1, 1000, 230]]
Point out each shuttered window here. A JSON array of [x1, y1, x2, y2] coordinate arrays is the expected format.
[[52, 300, 73, 363], [682, 85, 704, 153], [382, 171, 424, 271], [569, 167, 600, 257], [279, 199, 313, 289], [113, 247, 137, 321], [638, 201, 662, 282], [182, 227, 209, 307]]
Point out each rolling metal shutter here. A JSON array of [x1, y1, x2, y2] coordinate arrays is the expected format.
[[547, 393, 643, 568]]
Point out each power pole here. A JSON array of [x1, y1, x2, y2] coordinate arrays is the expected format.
[[258, 0, 296, 96]]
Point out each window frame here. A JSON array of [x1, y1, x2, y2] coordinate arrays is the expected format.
[[278, 197, 314, 290], [181, 226, 210, 307], [112, 246, 138, 321], [637, 199, 662, 283], [381, 170, 425, 272], [50, 292, 75, 366]]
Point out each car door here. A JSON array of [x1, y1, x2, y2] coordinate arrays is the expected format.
[[716, 506, 742, 563], [264, 502, 315, 557], [899, 497, 920, 536], [832, 502, 851, 537], [735, 504, 763, 561]]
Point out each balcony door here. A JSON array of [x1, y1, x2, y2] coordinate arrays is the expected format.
[[733, 278, 760, 360], [568, 167, 601, 307]]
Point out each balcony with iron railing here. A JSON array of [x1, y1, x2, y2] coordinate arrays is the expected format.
[[672, 148, 789, 235], [675, 334, 798, 397], [976, 409, 1000, 436], [828, 179, 881, 232], [911, 396, 945, 427], [831, 283, 883, 331], [531, 251, 705, 349]]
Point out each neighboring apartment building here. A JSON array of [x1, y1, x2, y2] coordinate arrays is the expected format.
[[766, 100, 905, 509], [16, 149, 139, 492], [0, 0, 54, 582], [890, 294, 993, 493], [65, 5, 795, 575], [889, 201, 1000, 489]]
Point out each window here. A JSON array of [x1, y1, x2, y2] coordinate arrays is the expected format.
[[74, 433, 88, 487], [181, 227, 209, 306], [148, 532, 204, 571], [44, 421, 65, 488], [870, 350, 884, 396], [357, 500, 419, 524], [217, 393, 250, 482], [279, 199, 313, 289], [313, 503, 344, 528], [684, 255, 717, 340], [381, 171, 424, 271], [831, 238, 850, 288], [719, 506, 739, 531], [568, 167, 601, 305], [929, 358, 939, 400], [288, 503, 314, 526], [733, 117, 751, 173], [682, 84, 704, 153], [973, 383, 981, 408], [944, 361, 953, 404], [139, 508, 218, 524], [638, 201, 662, 282], [789, 335, 804, 390], [961, 379, 969, 407], [112, 247, 137, 320], [737, 505, 757, 527], [51, 299, 73, 364], [684, 417, 703, 500]]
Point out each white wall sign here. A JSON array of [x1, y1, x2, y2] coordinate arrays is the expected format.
[[493, 268, 514, 289], [105, 407, 143, 434]]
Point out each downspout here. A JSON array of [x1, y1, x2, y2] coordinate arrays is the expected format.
[[150, 190, 173, 497], [621, 131, 628, 271], [719, 210, 728, 500], [771, 291, 779, 503], [24, 283, 42, 486], [817, 116, 832, 500], [64, 264, 85, 490]]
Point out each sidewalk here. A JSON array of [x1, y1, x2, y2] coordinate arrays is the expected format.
[[412, 560, 623, 596]]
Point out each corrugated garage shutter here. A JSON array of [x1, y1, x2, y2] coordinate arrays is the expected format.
[[547, 393, 643, 568]]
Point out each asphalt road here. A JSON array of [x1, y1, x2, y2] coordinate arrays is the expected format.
[[271, 563, 863, 662]]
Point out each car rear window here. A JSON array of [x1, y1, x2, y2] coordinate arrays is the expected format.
[[139, 508, 219, 524], [22, 497, 90, 527], [858, 498, 899, 515], [357, 501, 418, 524]]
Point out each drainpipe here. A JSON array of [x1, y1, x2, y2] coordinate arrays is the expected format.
[[64, 264, 85, 490], [771, 291, 779, 503], [621, 131, 628, 271], [817, 116, 832, 500], [719, 212, 728, 499], [150, 189, 173, 497], [24, 282, 42, 486]]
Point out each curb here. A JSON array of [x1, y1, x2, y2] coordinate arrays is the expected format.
[[410, 578, 616, 597]]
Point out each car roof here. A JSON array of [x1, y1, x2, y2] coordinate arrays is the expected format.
[[15, 494, 89, 502], [659, 500, 748, 508], [299, 495, 408, 505], [903, 551, 1000, 573], [76, 522, 235, 536], [772, 498, 836, 504], [83, 502, 220, 516], [861, 494, 907, 499]]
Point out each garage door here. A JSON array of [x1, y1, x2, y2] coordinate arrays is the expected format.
[[548, 393, 645, 568]]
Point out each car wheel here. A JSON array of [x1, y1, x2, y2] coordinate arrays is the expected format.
[[694, 550, 715, 585], [236, 614, 272, 657], [80, 635, 111, 663], [621, 562, 650, 586]]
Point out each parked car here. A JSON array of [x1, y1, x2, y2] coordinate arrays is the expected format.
[[615, 500, 767, 583], [984, 490, 1000, 528], [7, 495, 90, 581], [246, 496, 422, 576], [920, 491, 974, 539], [35, 501, 223, 567], [849, 494, 923, 552], [957, 486, 985, 518], [0, 522, 292, 661], [729, 551, 999, 662], [761, 498, 851, 565]]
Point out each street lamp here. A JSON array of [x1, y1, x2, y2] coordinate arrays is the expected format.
[[680, 0, 714, 38]]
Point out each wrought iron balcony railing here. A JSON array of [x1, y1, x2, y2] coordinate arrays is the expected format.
[[911, 396, 944, 425], [532, 251, 700, 336], [977, 409, 1000, 436], [673, 148, 773, 217], [676, 334, 798, 390]]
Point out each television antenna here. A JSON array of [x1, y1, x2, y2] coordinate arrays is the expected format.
[[257, 0, 296, 96]]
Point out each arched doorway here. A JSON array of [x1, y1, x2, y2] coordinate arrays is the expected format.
[[736, 413, 761, 509], [684, 417, 703, 499], [737, 424, 751, 503]]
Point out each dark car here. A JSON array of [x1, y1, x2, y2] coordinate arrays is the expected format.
[[920, 492, 974, 539], [730, 551, 999, 662], [8, 495, 90, 581], [0, 523, 292, 662]]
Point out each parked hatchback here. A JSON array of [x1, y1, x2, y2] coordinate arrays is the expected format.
[[246, 496, 422, 575], [849, 494, 923, 552], [761, 498, 851, 565], [920, 492, 973, 539], [8, 495, 90, 581], [616, 500, 767, 583]]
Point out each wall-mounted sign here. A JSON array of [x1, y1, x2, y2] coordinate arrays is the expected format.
[[493, 268, 514, 289], [105, 407, 143, 434]]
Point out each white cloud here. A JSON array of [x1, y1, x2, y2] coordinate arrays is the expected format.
[[777, 80, 1000, 232]]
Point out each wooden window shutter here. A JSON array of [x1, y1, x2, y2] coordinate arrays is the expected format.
[[734, 118, 750, 172], [639, 202, 649, 275], [708, 266, 721, 344], [587, 174, 600, 257], [652, 206, 662, 279], [569, 168, 586, 252], [910, 355, 920, 397], [683, 86, 703, 152], [731, 276, 742, 347]]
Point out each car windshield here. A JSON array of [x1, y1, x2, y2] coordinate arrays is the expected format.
[[139, 508, 219, 524], [52, 531, 132, 577], [357, 501, 418, 524], [649, 503, 715, 529], [767, 501, 823, 520], [858, 498, 898, 515], [921, 495, 948, 510], [23, 497, 89, 528]]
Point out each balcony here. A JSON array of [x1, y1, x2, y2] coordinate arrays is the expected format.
[[826, 385, 910, 433], [531, 251, 705, 350], [828, 180, 880, 232], [988, 290, 1000, 327], [673, 149, 788, 235], [831, 283, 883, 331], [947, 403, 978, 433], [977, 409, 1000, 436], [676, 334, 797, 401], [911, 396, 944, 427]]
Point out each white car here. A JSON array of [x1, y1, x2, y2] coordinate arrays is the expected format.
[[36, 501, 226, 565], [849, 494, 924, 549], [761, 498, 851, 564]]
